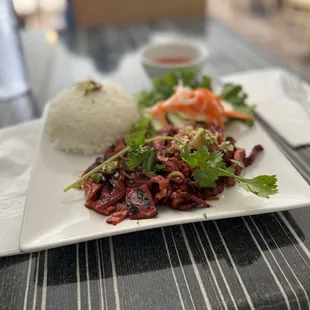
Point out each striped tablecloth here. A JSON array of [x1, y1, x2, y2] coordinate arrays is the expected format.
[[1, 17, 310, 310]]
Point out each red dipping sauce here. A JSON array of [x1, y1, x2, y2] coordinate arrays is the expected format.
[[153, 57, 193, 64]]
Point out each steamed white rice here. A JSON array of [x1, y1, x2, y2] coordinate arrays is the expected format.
[[45, 81, 139, 155]]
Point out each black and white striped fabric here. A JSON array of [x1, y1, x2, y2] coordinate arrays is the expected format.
[[1, 17, 310, 310]]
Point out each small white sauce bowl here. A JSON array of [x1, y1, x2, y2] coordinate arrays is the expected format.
[[141, 42, 208, 79]]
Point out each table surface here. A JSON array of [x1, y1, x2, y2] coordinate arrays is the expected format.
[[1, 17, 310, 310]]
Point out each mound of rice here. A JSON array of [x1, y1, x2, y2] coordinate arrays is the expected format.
[[45, 80, 139, 155]]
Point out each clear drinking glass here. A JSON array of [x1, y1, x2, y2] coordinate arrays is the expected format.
[[0, 0, 29, 100]]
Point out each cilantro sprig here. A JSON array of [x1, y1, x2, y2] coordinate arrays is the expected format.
[[236, 175, 278, 198], [63, 130, 183, 192], [124, 122, 157, 171], [181, 145, 278, 198]]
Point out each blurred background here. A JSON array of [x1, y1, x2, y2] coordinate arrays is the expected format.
[[11, 0, 310, 75], [2, 0, 310, 113]]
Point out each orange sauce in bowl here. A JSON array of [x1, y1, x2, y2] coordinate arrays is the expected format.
[[153, 57, 193, 64]]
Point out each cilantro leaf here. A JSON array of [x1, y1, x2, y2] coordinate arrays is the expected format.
[[236, 175, 278, 198], [195, 151, 224, 187], [181, 144, 198, 168], [207, 151, 224, 169], [126, 147, 156, 171], [180, 144, 278, 197], [221, 84, 243, 103], [125, 130, 146, 150], [142, 148, 156, 171], [230, 159, 245, 168], [181, 145, 225, 187], [200, 76, 212, 90], [218, 166, 278, 198], [181, 144, 213, 168], [126, 149, 148, 170], [153, 164, 166, 172], [195, 145, 211, 166], [220, 83, 255, 126], [193, 169, 217, 188]]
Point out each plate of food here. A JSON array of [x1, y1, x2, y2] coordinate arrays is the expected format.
[[19, 71, 310, 252]]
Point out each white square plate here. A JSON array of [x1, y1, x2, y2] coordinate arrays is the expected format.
[[19, 106, 310, 252]]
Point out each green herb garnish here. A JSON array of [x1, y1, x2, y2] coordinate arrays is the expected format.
[[92, 173, 101, 184], [142, 148, 156, 171], [77, 80, 102, 96], [65, 135, 278, 199], [138, 69, 212, 109], [138, 70, 254, 127], [124, 125, 149, 170], [220, 83, 255, 126], [124, 130, 146, 151], [126, 147, 153, 170], [153, 164, 166, 172], [131, 115, 153, 132], [63, 134, 183, 192], [181, 145, 278, 198]]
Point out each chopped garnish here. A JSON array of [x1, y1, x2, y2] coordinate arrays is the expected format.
[[218, 141, 234, 153], [153, 164, 166, 172], [77, 80, 102, 96], [92, 173, 101, 184], [101, 161, 118, 174]]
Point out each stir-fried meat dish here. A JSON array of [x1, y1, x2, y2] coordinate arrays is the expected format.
[[81, 122, 263, 225]]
